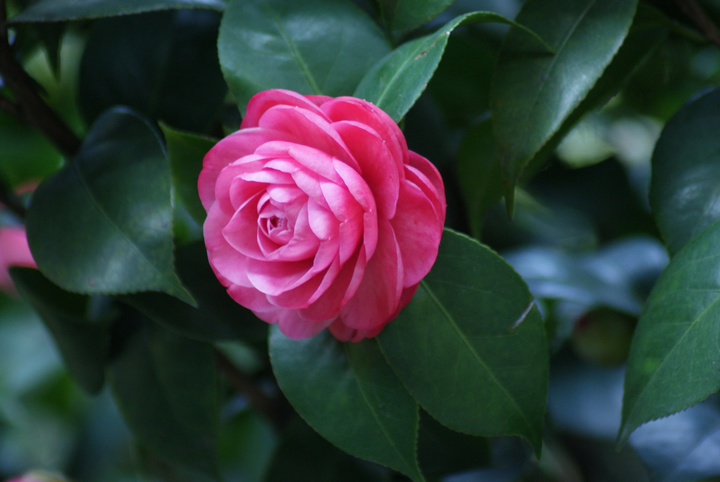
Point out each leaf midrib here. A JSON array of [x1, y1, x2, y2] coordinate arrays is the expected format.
[[419, 279, 534, 436]]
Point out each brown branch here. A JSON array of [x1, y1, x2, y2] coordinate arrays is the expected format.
[[0, 179, 26, 218], [0, 0, 80, 157], [674, 0, 720, 48], [214, 349, 291, 430]]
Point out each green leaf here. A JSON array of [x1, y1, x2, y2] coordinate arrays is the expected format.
[[120, 242, 267, 342], [26, 107, 194, 304], [9, 267, 111, 394], [619, 219, 720, 443], [377, 229, 548, 456], [650, 87, 720, 255], [269, 328, 424, 481], [355, 11, 550, 123], [264, 418, 391, 482], [377, 0, 454, 39], [218, 0, 390, 115], [0, 110, 62, 188], [109, 315, 219, 477], [161, 124, 215, 226], [456, 119, 503, 238], [491, 0, 638, 195], [10, 0, 226, 22], [79, 10, 227, 133]]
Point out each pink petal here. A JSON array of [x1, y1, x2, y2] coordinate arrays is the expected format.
[[338, 219, 403, 330], [245, 257, 313, 296], [277, 310, 335, 340], [333, 121, 400, 218], [241, 89, 328, 128], [405, 152, 446, 221], [257, 107, 357, 170], [199, 128, 289, 210], [391, 180, 444, 287], [321, 97, 407, 169]]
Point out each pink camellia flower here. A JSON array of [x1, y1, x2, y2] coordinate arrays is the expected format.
[[0, 226, 36, 294], [199, 89, 446, 342]]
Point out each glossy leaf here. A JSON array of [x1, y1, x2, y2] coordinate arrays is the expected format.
[[10, 0, 226, 22], [109, 315, 219, 477], [79, 10, 227, 133], [355, 11, 550, 123], [269, 329, 424, 481], [377, 0, 454, 39], [9, 267, 111, 395], [378, 229, 549, 455], [650, 87, 720, 255], [161, 124, 216, 226], [491, 0, 638, 191], [26, 108, 193, 304], [218, 0, 390, 115], [620, 219, 720, 442], [630, 396, 720, 482], [121, 242, 267, 342]]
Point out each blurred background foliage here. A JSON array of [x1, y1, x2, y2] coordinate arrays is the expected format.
[[3, 0, 720, 480]]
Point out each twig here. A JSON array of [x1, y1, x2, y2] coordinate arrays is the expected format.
[[0, 178, 26, 218], [674, 0, 720, 48], [0, 0, 80, 157], [214, 349, 290, 430]]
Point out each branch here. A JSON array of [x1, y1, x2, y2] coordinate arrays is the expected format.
[[674, 0, 720, 48], [214, 349, 291, 430], [0, 178, 26, 218], [0, 0, 81, 157]]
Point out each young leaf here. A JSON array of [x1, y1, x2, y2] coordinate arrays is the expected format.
[[161, 124, 216, 226], [269, 329, 424, 481], [26, 107, 194, 304], [218, 0, 390, 114], [10, 0, 226, 22], [619, 219, 720, 443], [650, 87, 720, 255], [79, 10, 227, 133], [491, 0, 638, 195], [10, 267, 111, 395], [355, 11, 550, 123], [109, 315, 219, 478], [377, 229, 549, 456]]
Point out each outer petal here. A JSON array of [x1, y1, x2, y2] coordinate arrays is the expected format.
[[0, 227, 36, 293], [391, 180, 444, 287], [277, 310, 335, 340], [241, 89, 329, 128], [338, 219, 403, 330]]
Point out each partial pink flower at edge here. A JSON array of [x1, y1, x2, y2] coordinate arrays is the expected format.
[[0, 226, 36, 294], [199, 89, 446, 342]]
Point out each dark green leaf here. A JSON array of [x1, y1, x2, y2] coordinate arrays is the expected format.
[[456, 119, 503, 237], [26, 107, 194, 304], [9, 267, 111, 394], [355, 11, 550, 123], [620, 219, 720, 442], [269, 329, 424, 481], [378, 229, 549, 456], [377, 0, 454, 39], [491, 0, 638, 195], [264, 418, 391, 482], [79, 10, 227, 133], [10, 0, 226, 22], [161, 124, 216, 226], [650, 87, 720, 255], [121, 242, 267, 342], [109, 315, 219, 477], [218, 0, 390, 114]]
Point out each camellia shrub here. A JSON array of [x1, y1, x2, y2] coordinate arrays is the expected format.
[[2, 0, 720, 480]]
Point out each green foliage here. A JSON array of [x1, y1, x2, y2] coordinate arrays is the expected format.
[[218, 0, 390, 114], [25, 108, 194, 304], [5, 0, 720, 480]]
